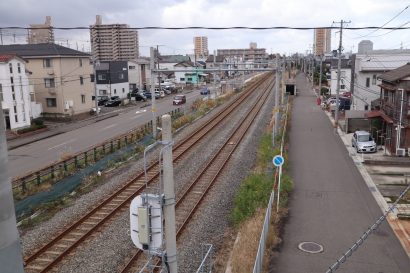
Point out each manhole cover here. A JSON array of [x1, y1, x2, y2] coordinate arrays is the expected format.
[[298, 241, 324, 254]]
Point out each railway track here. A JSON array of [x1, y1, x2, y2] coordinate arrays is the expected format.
[[23, 73, 273, 273], [119, 76, 275, 273]]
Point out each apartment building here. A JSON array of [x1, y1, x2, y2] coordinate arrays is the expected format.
[[0, 43, 94, 118], [314, 28, 331, 56], [217, 43, 267, 62], [90, 15, 139, 61], [27, 16, 54, 44], [128, 58, 151, 91], [0, 55, 31, 130], [194, 36, 209, 58]]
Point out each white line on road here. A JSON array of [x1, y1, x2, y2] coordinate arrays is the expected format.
[[100, 124, 117, 131], [48, 139, 77, 150], [130, 109, 147, 119]]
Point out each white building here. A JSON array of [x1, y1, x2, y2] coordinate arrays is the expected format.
[[329, 58, 352, 96], [0, 55, 33, 130], [352, 49, 410, 110], [128, 59, 152, 91]]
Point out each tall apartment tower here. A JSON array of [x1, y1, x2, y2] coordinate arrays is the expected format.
[[27, 16, 54, 44], [313, 28, 331, 56], [90, 15, 139, 61], [194, 36, 209, 58]]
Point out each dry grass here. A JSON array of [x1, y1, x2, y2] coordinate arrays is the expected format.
[[230, 208, 265, 273]]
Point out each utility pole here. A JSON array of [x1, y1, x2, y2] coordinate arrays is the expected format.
[[396, 88, 404, 150], [93, 59, 99, 116], [213, 50, 216, 97], [150, 47, 157, 138], [157, 45, 161, 95], [274, 54, 280, 135], [333, 19, 350, 131], [318, 55, 323, 97], [162, 114, 177, 273], [0, 102, 25, 273]]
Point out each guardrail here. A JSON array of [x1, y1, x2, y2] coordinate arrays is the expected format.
[[12, 108, 182, 195]]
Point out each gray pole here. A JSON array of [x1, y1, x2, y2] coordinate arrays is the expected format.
[[274, 54, 280, 135], [0, 103, 25, 273], [150, 47, 157, 138], [318, 55, 323, 97], [157, 45, 161, 96], [213, 50, 216, 97], [93, 60, 99, 116], [162, 114, 177, 273], [335, 20, 344, 131]]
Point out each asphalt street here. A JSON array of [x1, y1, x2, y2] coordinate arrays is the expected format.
[[270, 73, 410, 272]]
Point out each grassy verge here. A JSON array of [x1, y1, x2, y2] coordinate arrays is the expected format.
[[226, 102, 293, 273]]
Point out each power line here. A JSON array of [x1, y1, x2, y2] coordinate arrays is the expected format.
[[353, 4, 410, 39], [0, 26, 410, 31]]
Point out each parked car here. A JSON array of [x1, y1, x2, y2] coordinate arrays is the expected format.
[[352, 131, 377, 153], [130, 90, 147, 101], [173, 95, 186, 105], [142, 90, 160, 99], [105, 97, 122, 107], [200, 87, 210, 95], [97, 95, 109, 106]]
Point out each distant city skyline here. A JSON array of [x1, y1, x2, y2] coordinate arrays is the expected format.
[[0, 0, 409, 57]]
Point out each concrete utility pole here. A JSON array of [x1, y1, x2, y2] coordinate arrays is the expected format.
[[0, 104, 25, 273], [162, 114, 177, 273], [274, 54, 280, 135], [157, 45, 161, 96], [213, 50, 216, 97], [334, 19, 350, 131], [318, 55, 323, 97], [396, 88, 404, 150], [93, 60, 99, 116], [150, 47, 157, 138]]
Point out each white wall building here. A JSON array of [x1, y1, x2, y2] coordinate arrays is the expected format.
[[352, 49, 410, 110], [128, 59, 151, 91], [0, 55, 33, 130]]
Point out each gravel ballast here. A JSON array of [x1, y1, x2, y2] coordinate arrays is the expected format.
[[21, 83, 275, 272]]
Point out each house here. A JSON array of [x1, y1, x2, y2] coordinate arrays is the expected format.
[[351, 49, 410, 111], [95, 61, 129, 99], [0, 43, 94, 118], [0, 55, 33, 130], [159, 55, 191, 71], [128, 58, 151, 91], [329, 57, 352, 96], [174, 61, 205, 84], [206, 55, 228, 80], [368, 63, 410, 155]]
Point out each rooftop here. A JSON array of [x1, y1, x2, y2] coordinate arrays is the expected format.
[[0, 43, 90, 58], [378, 63, 410, 83]]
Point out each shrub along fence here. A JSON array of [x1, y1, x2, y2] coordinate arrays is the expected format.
[[12, 108, 182, 196]]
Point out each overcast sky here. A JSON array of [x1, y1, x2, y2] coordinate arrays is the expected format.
[[0, 0, 409, 56]]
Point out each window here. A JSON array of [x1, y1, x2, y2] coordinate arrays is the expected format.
[[340, 79, 345, 90], [46, 98, 57, 107], [44, 78, 55, 88], [372, 74, 377, 85], [129, 65, 136, 69], [119, 73, 124, 80], [80, 76, 84, 85], [10, 77, 13, 84], [30, 93, 35, 102], [79, 58, 83, 67], [366, 77, 370, 87], [98, 74, 106, 80], [81, 94, 86, 104], [17, 63, 21, 73], [22, 104, 26, 122], [122, 88, 125, 93], [90, 74, 95, 82], [43, 58, 52, 68], [0, 84, 3, 101], [114, 89, 117, 94], [9, 63, 13, 73], [187, 77, 193, 81], [14, 106, 18, 123], [180, 78, 185, 81]]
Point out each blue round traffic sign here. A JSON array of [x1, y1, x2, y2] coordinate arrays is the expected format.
[[272, 155, 284, 167]]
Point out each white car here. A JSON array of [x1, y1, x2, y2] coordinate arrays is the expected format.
[[352, 131, 377, 153]]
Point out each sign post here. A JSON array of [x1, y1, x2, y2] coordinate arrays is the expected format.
[[273, 155, 285, 212]]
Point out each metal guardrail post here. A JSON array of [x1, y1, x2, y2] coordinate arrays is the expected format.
[[63, 161, 67, 172], [51, 166, 55, 180], [110, 141, 114, 153], [84, 151, 88, 165], [93, 148, 97, 162], [21, 180, 26, 193], [117, 139, 121, 149], [74, 156, 78, 168], [36, 172, 41, 185], [125, 136, 128, 145]]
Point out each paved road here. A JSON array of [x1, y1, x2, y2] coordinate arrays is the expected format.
[[270, 73, 409, 272], [7, 91, 203, 179]]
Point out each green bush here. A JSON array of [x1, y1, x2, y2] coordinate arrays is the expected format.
[[32, 118, 44, 126]]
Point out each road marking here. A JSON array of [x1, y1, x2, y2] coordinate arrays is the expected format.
[[131, 109, 147, 119], [48, 139, 77, 150], [100, 124, 117, 131]]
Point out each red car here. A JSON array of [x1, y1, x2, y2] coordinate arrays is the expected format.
[[173, 95, 186, 105]]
